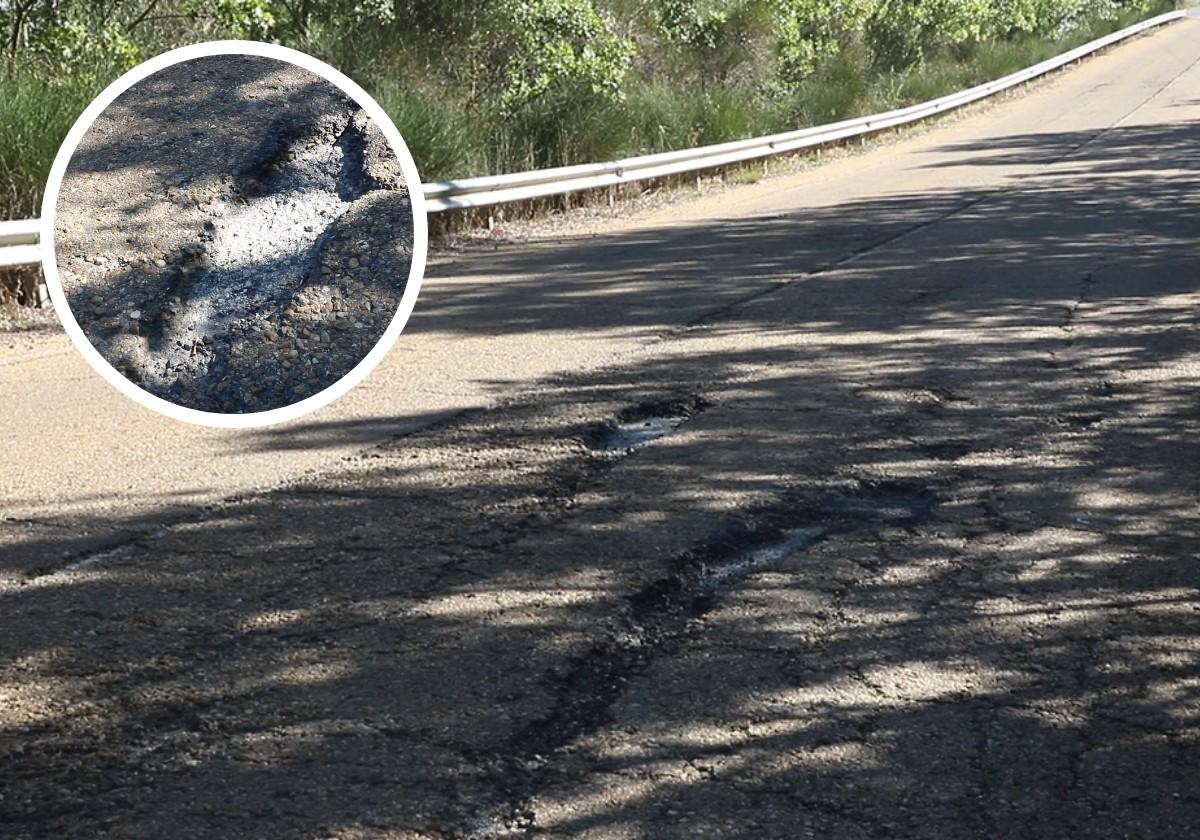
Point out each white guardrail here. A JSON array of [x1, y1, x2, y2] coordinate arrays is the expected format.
[[0, 9, 1186, 268], [0, 218, 41, 269]]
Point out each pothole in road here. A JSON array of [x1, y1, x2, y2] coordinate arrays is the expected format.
[[661, 479, 936, 616], [627, 523, 830, 626], [57, 54, 415, 416], [585, 395, 711, 452], [135, 112, 387, 408], [919, 440, 976, 461], [699, 526, 828, 588]]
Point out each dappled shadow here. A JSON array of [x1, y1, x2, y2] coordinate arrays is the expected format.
[[65, 55, 340, 181], [205, 116, 1200, 456], [919, 121, 1200, 174], [394, 120, 1198, 348], [2, 96, 1199, 837]]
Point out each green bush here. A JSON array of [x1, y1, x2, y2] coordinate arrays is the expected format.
[[0, 68, 101, 219], [0, 0, 1183, 221]]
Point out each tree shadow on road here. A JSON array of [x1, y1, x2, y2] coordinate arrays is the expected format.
[[1, 120, 1198, 838]]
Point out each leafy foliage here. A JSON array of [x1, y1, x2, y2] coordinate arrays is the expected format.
[[0, 0, 1179, 220], [495, 0, 634, 111], [210, 0, 277, 40]]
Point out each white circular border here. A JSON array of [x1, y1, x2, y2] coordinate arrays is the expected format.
[[40, 40, 428, 429]]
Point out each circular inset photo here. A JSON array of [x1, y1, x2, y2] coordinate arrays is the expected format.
[[42, 42, 426, 427]]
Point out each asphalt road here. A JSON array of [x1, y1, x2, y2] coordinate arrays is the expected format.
[[3, 18, 1199, 839]]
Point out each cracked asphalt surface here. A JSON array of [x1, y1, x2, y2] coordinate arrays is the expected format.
[[3, 19, 1200, 839]]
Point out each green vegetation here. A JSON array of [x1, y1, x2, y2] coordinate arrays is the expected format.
[[0, 69, 99, 220], [0, 0, 1180, 220]]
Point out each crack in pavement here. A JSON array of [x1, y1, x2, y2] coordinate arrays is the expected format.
[[458, 480, 938, 838], [17, 393, 711, 580], [8, 30, 1200, 838]]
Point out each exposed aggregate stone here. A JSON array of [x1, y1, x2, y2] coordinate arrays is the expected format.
[[54, 55, 414, 414]]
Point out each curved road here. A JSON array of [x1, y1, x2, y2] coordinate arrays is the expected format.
[[2, 18, 1199, 839]]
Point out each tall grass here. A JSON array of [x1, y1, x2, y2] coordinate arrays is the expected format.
[[418, 1, 1181, 181], [0, 69, 102, 219], [368, 76, 786, 178], [621, 82, 783, 153], [369, 79, 486, 179]]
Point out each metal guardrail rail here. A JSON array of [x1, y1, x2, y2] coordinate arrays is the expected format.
[[0, 219, 41, 269], [0, 9, 1186, 267], [425, 9, 1185, 211]]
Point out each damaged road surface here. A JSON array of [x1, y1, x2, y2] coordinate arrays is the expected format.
[[53, 55, 414, 413], [4, 19, 1200, 840]]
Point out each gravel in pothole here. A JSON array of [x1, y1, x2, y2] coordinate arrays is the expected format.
[[53, 54, 415, 414]]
